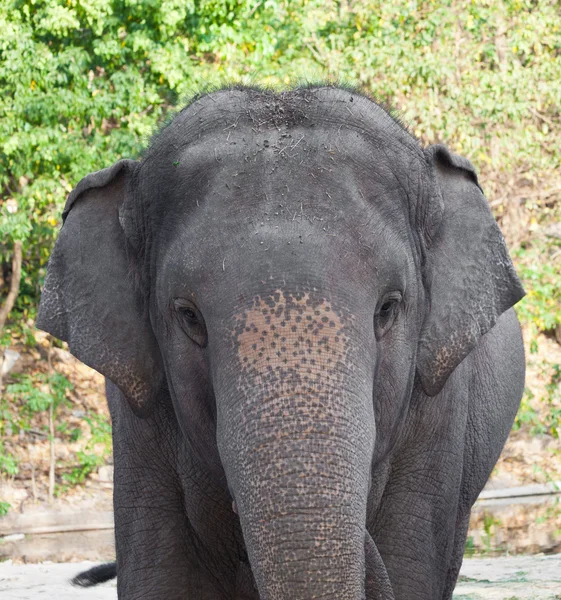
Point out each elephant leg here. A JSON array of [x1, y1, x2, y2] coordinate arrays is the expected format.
[[371, 453, 463, 599], [442, 511, 471, 600], [370, 375, 469, 599], [365, 532, 395, 600], [107, 381, 234, 599], [235, 560, 259, 599], [439, 311, 525, 599]]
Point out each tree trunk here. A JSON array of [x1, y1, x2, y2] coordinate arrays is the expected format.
[[0, 240, 23, 331], [0, 240, 22, 396]]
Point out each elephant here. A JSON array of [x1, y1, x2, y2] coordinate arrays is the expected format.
[[37, 85, 525, 600]]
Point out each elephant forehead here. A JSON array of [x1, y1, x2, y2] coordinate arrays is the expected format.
[[231, 291, 352, 388]]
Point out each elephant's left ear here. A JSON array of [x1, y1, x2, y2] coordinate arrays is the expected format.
[[417, 145, 525, 396]]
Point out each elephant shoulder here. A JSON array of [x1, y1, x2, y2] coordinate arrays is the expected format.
[[457, 308, 525, 505], [469, 307, 525, 402]]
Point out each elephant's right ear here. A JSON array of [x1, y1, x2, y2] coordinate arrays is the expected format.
[[36, 160, 162, 417]]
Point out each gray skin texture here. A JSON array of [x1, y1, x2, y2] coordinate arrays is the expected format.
[[37, 86, 526, 600]]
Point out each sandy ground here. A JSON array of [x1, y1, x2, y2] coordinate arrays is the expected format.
[[0, 555, 560, 599]]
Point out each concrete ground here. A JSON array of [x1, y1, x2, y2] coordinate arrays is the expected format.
[[456, 554, 561, 599], [0, 555, 559, 599], [0, 561, 116, 599]]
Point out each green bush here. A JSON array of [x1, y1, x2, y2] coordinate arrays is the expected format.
[[0, 368, 114, 497], [59, 411, 112, 491], [514, 239, 561, 335], [61, 450, 105, 487], [0, 371, 74, 480]]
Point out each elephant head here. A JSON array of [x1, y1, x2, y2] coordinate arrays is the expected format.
[[37, 86, 524, 599]]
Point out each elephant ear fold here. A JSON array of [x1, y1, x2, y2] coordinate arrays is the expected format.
[[417, 145, 525, 397], [36, 160, 162, 417]]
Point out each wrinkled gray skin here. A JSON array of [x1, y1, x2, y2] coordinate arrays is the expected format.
[[37, 86, 525, 600]]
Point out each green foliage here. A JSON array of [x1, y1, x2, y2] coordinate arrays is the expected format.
[[545, 364, 561, 439], [512, 387, 546, 435], [479, 512, 505, 556], [5, 370, 72, 415], [464, 511, 506, 557], [83, 411, 112, 455], [463, 535, 476, 558], [0, 370, 73, 482], [6, 377, 52, 413], [0, 448, 18, 476], [535, 498, 561, 526], [46, 371, 73, 408], [512, 237, 561, 439], [0, 0, 560, 328], [60, 411, 112, 489], [61, 450, 105, 487], [514, 239, 561, 334], [0, 501, 11, 516], [513, 363, 561, 438], [1, 366, 112, 499]]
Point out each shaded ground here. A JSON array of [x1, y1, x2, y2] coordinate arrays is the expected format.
[[0, 556, 560, 599]]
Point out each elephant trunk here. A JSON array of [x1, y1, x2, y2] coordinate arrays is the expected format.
[[219, 386, 374, 599], [215, 292, 376, 599]]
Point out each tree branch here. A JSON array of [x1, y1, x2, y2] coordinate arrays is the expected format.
[[0, 240, 23, 331]]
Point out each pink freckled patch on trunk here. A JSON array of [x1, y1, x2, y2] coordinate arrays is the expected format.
[[233, 291, 351, 393]]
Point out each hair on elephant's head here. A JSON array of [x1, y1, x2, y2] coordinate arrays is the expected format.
[[37, 85, 524, 599]]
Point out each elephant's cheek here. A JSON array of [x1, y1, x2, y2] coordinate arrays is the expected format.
[[214, 290, 376, 600], [162, 342, 225, 477]]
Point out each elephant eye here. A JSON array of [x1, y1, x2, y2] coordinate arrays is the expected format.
[[379, 300, 395, 317], [180, 307, 198, 323], [374, 293, 402, 339], [173, 299, 207, 347]]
